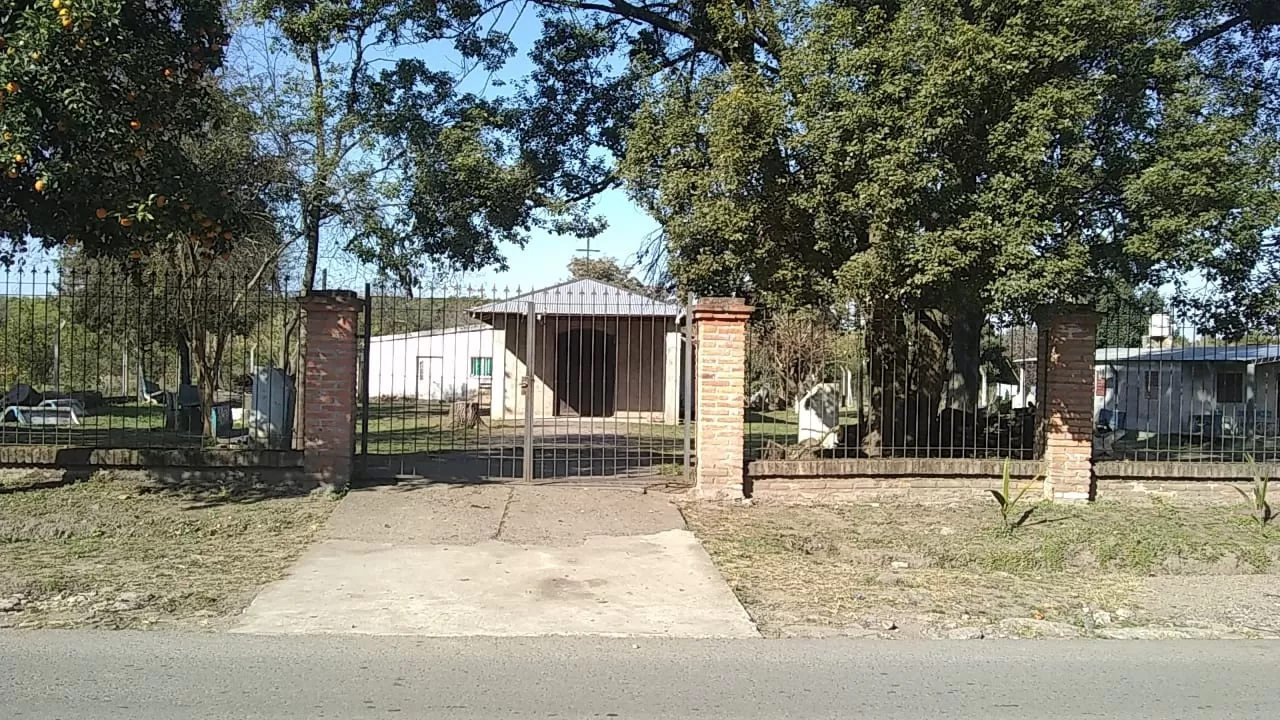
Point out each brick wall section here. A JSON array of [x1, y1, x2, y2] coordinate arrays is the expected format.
[[693, 297, 754, 500], [298, 291, 362, 491], [749, 458, 1044, 503], [1037, 310, 1100, 502]]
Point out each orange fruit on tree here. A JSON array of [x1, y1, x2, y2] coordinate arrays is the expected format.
[[222, 231, 233, 240], [61, 17, 73, 28], [155, 195, 166, 207], [5, 169, 17, 179], [163, 68, 174, 78], [129, 250, 142, 259], [119, 216, 134, 227], [5, 81, 17, 94], [12, 154, 23, 163], [33, 178, 46, 192], [95, 207, 108, 219], [129, 120, 141, 130], [2, 132, 11, 142]]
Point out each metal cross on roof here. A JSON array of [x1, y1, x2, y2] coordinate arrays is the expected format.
[[575, 238, 599, 259]]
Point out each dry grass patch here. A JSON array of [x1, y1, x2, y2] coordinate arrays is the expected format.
[[683, 498, 1280, 637], [0, 470, 336, 630]]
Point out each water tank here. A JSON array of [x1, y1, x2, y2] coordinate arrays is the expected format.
[[1147, 313, 1172, 343], [249, 367, 294, 448]]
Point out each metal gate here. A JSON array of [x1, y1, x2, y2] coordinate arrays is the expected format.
[[356, 280, 693, 486]]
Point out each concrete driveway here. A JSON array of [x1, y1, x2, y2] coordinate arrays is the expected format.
[[233, 484, 757, 638]]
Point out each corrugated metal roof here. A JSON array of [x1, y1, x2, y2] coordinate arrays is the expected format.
[[469, 278, 681, 317], [1096, 345, 1280, 364], [369, 326, 494, 343]]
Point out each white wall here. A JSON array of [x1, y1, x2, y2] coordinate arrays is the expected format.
[[367, 327, 497, 402], [1094, 361, 1280, 436]]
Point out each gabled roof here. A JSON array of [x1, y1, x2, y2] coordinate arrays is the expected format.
[[470, 278, 680, 317], [1096, 345, 1280, 364]]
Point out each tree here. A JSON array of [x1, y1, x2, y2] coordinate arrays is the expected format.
[[503, 0, 1278, 451], [231, 0, 615, 292], [1096, 282, 1167, 348], [566, 255, 647, 292], [747, 308, 845, 411], [0, 0, 260, 260], [60, 90, 290, 439]]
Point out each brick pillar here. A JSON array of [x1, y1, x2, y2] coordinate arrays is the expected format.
[[298, 291, 362, 492], [1036, 308, 1100, 502], [693, 297, 754, 500]]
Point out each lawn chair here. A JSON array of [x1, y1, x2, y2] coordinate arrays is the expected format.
[[140, 379, 166, 405], [1, 398, 84, 426]]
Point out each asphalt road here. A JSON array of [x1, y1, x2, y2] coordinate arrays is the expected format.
[[1, 632, 1274, 719]]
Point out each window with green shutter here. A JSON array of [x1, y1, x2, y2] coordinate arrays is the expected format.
[[470, 356, 493, 377]]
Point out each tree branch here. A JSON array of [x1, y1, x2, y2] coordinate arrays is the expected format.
[[1182, 13, 1250, 49]]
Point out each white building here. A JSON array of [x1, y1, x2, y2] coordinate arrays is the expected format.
[[1095, 345, 1280, 437], [366, 326, 497, 402], [366, 279, 686, 423]]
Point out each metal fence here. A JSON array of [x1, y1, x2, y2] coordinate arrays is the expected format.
[[358, 279, 692, 483], [1095, 309, 1280, 462], [0, 265, 298, 449], [745, 306, 1038, 460]]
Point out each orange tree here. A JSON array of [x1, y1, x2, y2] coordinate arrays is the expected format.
[[0, 0, 255, 261]]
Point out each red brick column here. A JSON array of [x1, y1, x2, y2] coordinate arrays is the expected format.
[[693, 297, 754, 500], [298, 291, 362, 492], [1036, 309, 1100, 502]]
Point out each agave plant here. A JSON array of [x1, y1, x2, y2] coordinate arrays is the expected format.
[[1234, 455, 1273, 532], [990, 458, 1041, 534]]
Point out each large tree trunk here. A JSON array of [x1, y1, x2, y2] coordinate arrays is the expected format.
[[300, 209, 321, 294], [177, 334, 192, 387], [943, 305, 984, 412], [301, 41, 326, 295], [862, 304, 904, 457]]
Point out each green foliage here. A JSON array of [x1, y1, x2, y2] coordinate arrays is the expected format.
[[233, 0, 613, 291], [0, 0, 261, 259], [1096, 281, 1168, 347], [0, 296, 58, 387], [1234, 455, 1274, 531], [748, 308, 853, 409], [529, 0, 1280, 326], [989, 459, 1038, 534]]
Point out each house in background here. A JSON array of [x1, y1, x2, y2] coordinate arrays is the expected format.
[[365, 279, 685, 423], [366, 326, 497, 403], [471, 279, 684, 423], [1094, 344, 1280, 438]]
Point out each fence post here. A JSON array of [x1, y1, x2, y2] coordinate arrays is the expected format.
[[297, 290, 363, 492], [1035, 307, 1100, 502], [693, 297, 754, 500]]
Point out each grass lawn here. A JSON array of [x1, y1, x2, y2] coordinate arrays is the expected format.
[[362, 399, 691, 454], [683, 498, 1280, 639], [0, 401, 207, 448], [0, 470, 336, 630]]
